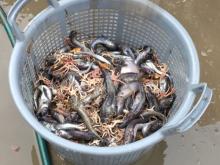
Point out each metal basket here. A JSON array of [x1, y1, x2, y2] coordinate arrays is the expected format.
[[8, 0, 212, 165]]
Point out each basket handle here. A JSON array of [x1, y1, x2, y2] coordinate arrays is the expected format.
[[7, 0, 59, 41], [161, 83, 212, 136]]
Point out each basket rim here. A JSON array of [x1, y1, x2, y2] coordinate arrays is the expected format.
[[9, 0, 200, 155]]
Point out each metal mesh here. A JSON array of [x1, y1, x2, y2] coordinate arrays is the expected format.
[[20, 7, 189, 119]]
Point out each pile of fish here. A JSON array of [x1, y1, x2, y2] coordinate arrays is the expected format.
[[33, 31, 176, 146]]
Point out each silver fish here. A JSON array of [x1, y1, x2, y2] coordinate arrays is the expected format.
[[142, 120, 163, 137], [141, 121, 157, 137], [56, 123, 85, 131], [55, 130, 73, 139], [159, 78, 167, 93], [121, 46, 136, 59], [159, 73, 174, 93], [58, 45, 71, 53], [76, 51, 111, 65], [91, 37, 117, 53], [41, 122, 56, 132], [120, 59, 139, 74], [51, 111, 65, 123], [135, 47, 151, 65], [141, 60, 163, 75], [34, 85, 52, 115], [116, 82, 140, 114], [133, 123, 146, 138], [101, 71, 117, 121]]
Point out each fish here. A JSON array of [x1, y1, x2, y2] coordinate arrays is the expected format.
[[34, 85, 52, 116], [91, 37, 117, 53], [100, 70, 117, 121], [116, 82, 140, 115]]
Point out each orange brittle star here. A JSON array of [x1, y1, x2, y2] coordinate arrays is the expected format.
[[158, 87, 176, 100], [88, 68, 102, 78], [35, 73, 52, 87], [51, 54, 80, 76], [111, 70, 125, 85]]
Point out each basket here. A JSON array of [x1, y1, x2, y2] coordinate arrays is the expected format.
[[8, 0, 212, 165]]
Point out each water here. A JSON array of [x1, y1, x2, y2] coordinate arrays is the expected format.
[[0, 0, 220, 164]]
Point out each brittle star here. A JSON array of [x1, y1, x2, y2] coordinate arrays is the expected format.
[[111, 70, 125, 85]]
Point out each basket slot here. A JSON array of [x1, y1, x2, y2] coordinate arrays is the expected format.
[[120, 13, 170, 57], [32, 22, 63, 69], [166, 46, 189, 118], [65, 9, 119, 41], [21, 60, 34, 110]]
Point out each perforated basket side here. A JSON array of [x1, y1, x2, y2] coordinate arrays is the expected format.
[[21, 7, 189, 118]]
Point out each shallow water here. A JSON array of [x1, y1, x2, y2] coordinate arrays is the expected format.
[[0, 0, 219, 165]]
